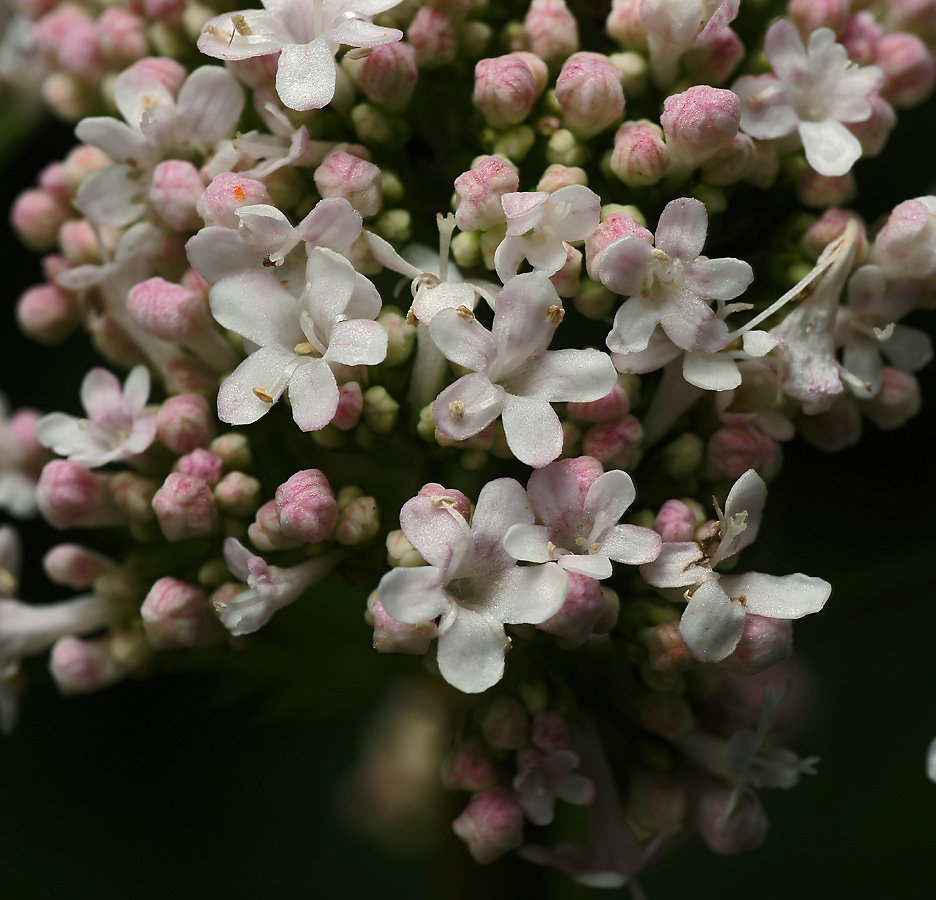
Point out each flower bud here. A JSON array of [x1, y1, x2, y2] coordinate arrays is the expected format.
[[524, 0, 579, 66], [654, 499, 696, 543], [335, 495, 380, 545], [555, 52, 625, 139], [474, 53, 545, 128], [41, 71, 94, 122], [788, 0, 850, 37], [847, 94, 896, 158], [196, 172, 272, 228], [37, 461, 124, 529], [368, 593, 437, 655], [49, 636, 126, 695], [248, 500, 303, 552], [59, 219, 107, 266], [128, 56, 187, 95], [705, 424, 781, 481], [641, 620, 694, 672], [109, 472, 159, 522], [330, 381, 364, 431], [661, 86, 741, 168], [209, 433, 252, 471], [314, 151, 382, 218], [97, 7, 148, 66], [43, 544, 116, 588], [632, 691, 695, 739], [213, 471, 262, 517], [274, 469, 339, 544], [700, 133, 756, 186], [801, 209, 868, 260], [873, 196, 936, 278], [443, 746, 498, 791], [163, 354, 218, 396], [861, 366, 921, 429], [683, 27, 745, 85], [530, 710, 571, 752], [141, 576, 216, 649], [176, 449, 224, 485], [16, 283, 81, 344], [719, 614, 793, 675], [585, 211, 653, 280], [453, 788, 525, 865], [62, 144, 112, 194], [877, 32, 935, 109], [581, 415, 643, 470], [454, 156, 518, 232], [11, 188, 72, 251], [535, 164, 587, 193], [407, 6, 458, 69], [351, 41, 418, 112], [152, 473, 217, 541], [567, 383, 630, 424], [156, 394, 215, 454], [697, 789, 769, 855], [536, 571, 607, 645], [609, 120, 669, 187], [606, 0, 647, 49], [148, 160, 206, 232], [481, 696, 529, 750], [362, 385, 400, 434], [796, 168, 856, 208], [377, 307, 416, 367]]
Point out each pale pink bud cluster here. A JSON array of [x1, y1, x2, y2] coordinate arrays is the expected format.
[[141, 577, 218, 649], [661, 86, 742, 169], [148, 161, 206, 233], [314, 151, 382, 219], [96, 8, 148, 68], [610, 120, 670, 186], [152, 473, 217, 541], [176, 449, 224, 485], [274, 469, 339, 544], [474, 53, 548, 128], [555, 52, 625, 139], [453, 156, 519, 231]]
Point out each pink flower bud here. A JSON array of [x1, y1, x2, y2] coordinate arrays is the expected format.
[[407, 6, 458, 69], [141, 576, 215, 649], [96, 7, 147, 66], [16, 283, 81, 344], [530, 710, 571, 752], [443, 746, 498, 791], [38, 162, 70, 203], [62, 144, 112, 194], [37, 461, 124, 529], [661, 86, 741, 168], [606, 0, 647, 50], [847, 94, 896, 158], [788, 0, 850, 37], [143, 0, 184, 27], [89, 313, 147, 369], [59, 219, 107, 266], [109, 472, 158, 522], [177, 449, 224, 485], [874, 32, 936, 109], [481, 697, 529, 750], [706, 424, 781, 481], [43, 544, 115, 588], [610, 119, 670, 187], [536, 163, 587, 192], [353, 41, 418, 111], [719, 614, 793, 675], [417, 482, 472, 521], [697, 789, 769, 855], [196, 172, 272, 228], [148, 160, 206, 233], [369, 594, 437, 654], [128, 56, 187, 96], [163, 355, 218, 396], [314, 151, 382, 218], [152, 473, 217, 541], [632, 691, 694, 739], [209, 433, 252, 470], [36, 9, 104, 79], [453, 788, 525, 865], [41, 72, 92, 122], [683, 27, 745, 85], [700, 133, 757, 185], [884, 0, 936, 44], [275, 469, 339, 543], [873, 196, 936, 278], [555, 52, 625, 139], [248, 500, 302, 552], [332, 381, 364, 431], [861, 366, 921, 429], [585, 212, 653, 280], [581, 415, 643, 469], [11, 188, 72, 251], [524, 0, 579, 66], [801, 209, 868, 260], [623, 768, 688, 835], [474, 53, 545, 128], [798, 395, 862, 452], [213, 471, 261, 517], [156, 394, 215, 454], [642, 620, 694, 672], [49, 636, 125, 695], [454, 156, 519, 231], [840, 11, 882, 65], [537, 571, 607, 645], [335, 495, 380, 545], [655, 499, 696, 543], [225, 55, 279, 90], [797, 168, 856, 208]]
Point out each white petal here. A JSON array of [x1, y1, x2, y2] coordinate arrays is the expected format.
[[641, 541, 708, 588], [683, 351, 742, 391], [400, 495, 473, 570], [217, 345, 295, 425], [276, 40, 337, 111], [601, 524, 662, 566], [436, 607, 508, 693], [680, 577, 746, 662], [719, 572, 831, 619], [798, 119, 862, 177], [379, 566, 449, 625], [433, 374, 505, 442], [209, 270, 303, 347], [287, 359, 339, 431], [503, 523, 552, 564], [429, 307, 497, 373], [501, 394, 563, 468], [655, 197, 708, 262], [584, 469, 635, 525]]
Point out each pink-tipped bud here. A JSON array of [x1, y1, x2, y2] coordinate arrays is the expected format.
[[274, 469, 339, 543], [156, 393, 215, 454], [788, 0, 850, 37], [606, 0, 647, 50], [143, 0, 184, 27], [706, 424, 781, 481], [368, 593, 437, 655], [549, 242, 582, 297], [38, 162, 70, 203], [37, 461, 124, 530], [530, 710, 571, 752], [861, 366, 921, 429], [683, 27, 746, 85], [36, 9, 104, 79], [11, 188, 72, 251], [417, 482, 472, 520], [555, 52, 625, 139], [126, 276, 215, 344], [152, 473, 217, 541], [719, 614, 793, 675], [874, 32, 935, 109], [110, 472, 158, 522], [655, 499, 696, 543], [873, 195, 936, 278], [127, 57, 187, 96], [196, 172, 272, 228], [43, 544, 115, 588], [213, 471, 261, 517], [314, 151, 382, 218], [700, 133, 757, 186], [848, 94, 896, 158], [49, 636, 125, 695], [443, 746, 499, 792], [610, 120, 670, 187], [538, 571, 610, 645], [481, 696, 529, 750], [16, 282, 81, 344], [163, 355, 217, 396], [524, 0, 579, 66], [840, 11, 883, 65], [407, 6, 458, 69], [332, 381, 364, 431], [209, 433, 252, 471], [452, 788, 525, 865], [697, 789, 769, 855], [454, 156, 519, 232], [62, 144, 113, 194], [797, 168, 856, 208], [353, 41, 418, 111], [536, 163, 587, 192], [249, 500, 303, 552], [884, 0, 936, 44], [581, 415, 643, 470], [567, 382, 630, 423], [148, 160, 206, 233], [141, 576, 216, 648], [474, 53, 545, 128], [801, 209, 868, 260], [661, 86, 741, 168], [642, 620, 694, 672], [96, 7, 147, 66], [59, 219, 109, 266], [177, 449, 224, 485], [585, 212, 653, 280]]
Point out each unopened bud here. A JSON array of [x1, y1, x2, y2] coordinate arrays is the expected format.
[[632, 692, 695, 739], [97, 7, 148, 67], [873, 195, 936, 278], [581, 415, 643, 469], [623, 768, 688, 835], [610, 119, 669, 187], [654, 499, 696, 543], [474, 53, 546, 128], [641, 619, 694, 672], [443, 746, 499, 791], [407, 6, 458, 69], [213, 471, 261, 517], [335, 495, 380, 545], [37, 461, 124, 529], [275, 469, 339, 543], [314, 151, 382, 218], [11, 188, 72, 251], [606, 0, 647, 49], [796, 168, 856, 208], [555, 52, 625, 139], [209, 433, 252, 471], [368, 592, 437, 655], [661, 86, 741, 168], [248, 499, 303, 552], [719, 614, 793, 675], [43, 544, 116, 588], [697, 789, 769, 855], [537, 571, 607, 645], [530, 710, 571, 752], [156, 394, 215, 454], [454, 156, 518, 232], [861, 366, 921, 429], [110, 471, 159, 522], [350, 41, 418, 112], [362, 385, 400, 434], [706, 424, 781, 481], [683, 27, 745, 85], [149, 160, 205, 232], [700, 133, 756, 186], [176, 448, 224, 485], [152, 473, 218, 541], [524, 0, 579, 66], [452, 788, 524, 865], [49, 635, 125, 695], [481, 696, 529, 750], [196, 172, 272, 228], [141, 576, 217, 649], [163, 354, 218, 396], [16, 283, 81, 344]]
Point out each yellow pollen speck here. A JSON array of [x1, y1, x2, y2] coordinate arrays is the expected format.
[[456, 305, 475, 321], [449, 400, 465, 420], [546, 305, 564, 324], [0, 568, 17, 595], [253, 387, 275, 403], [589, 542, 602, 554], [294, 342, 316, 355], [233, 184, 246, 200], [231, 13, 253, 35]]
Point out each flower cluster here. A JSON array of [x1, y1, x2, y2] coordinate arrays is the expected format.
[[3, 0, 936, 889]]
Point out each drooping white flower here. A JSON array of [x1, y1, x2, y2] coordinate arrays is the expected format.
[[431, 273, 617, 468], [209, 246, 387, 431], [601, 198, 753, 358], [733, 20, 884, 177], [641, 470, 830, 663], [197, 0, 404, 112], [377, 479, 568, 694], [513, 747, 595, 826], [36, 366, 157, 468]]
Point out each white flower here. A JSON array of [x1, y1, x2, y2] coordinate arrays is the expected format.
[[36, 366, 157, 468], [197, 0, 404, 112], [377, 479, 568, 693], [733, 20, 884, 177]]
